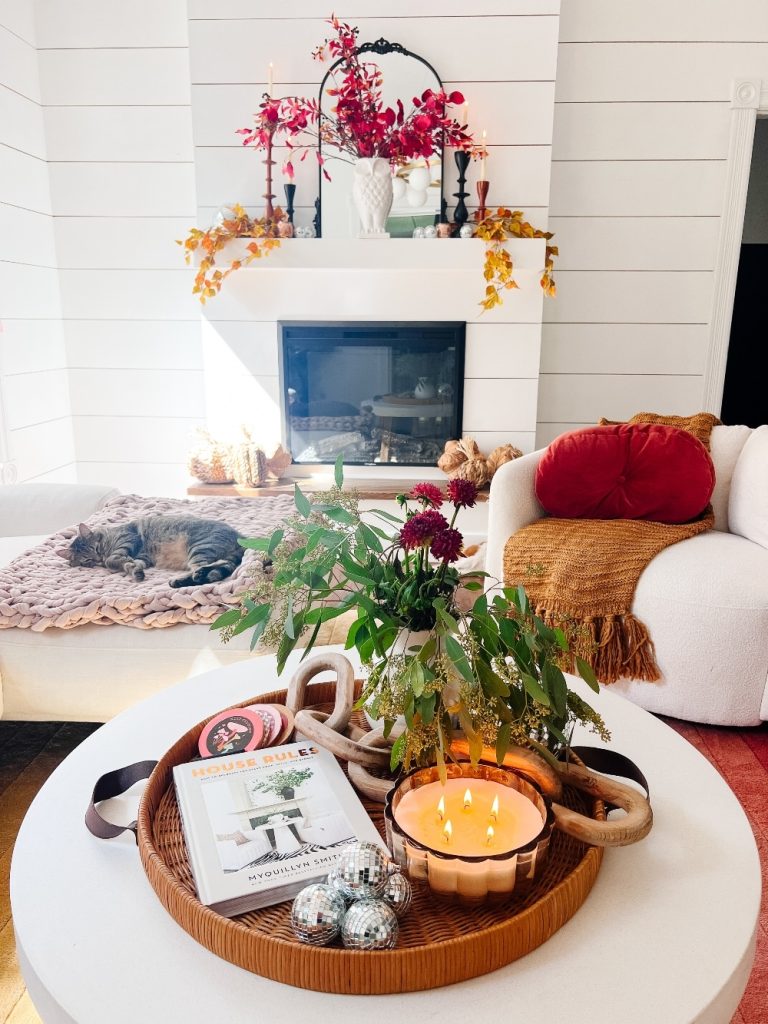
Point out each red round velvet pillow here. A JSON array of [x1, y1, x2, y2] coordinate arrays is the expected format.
[[535, 423, 715, 523]]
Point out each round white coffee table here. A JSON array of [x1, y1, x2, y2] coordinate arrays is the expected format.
[[11, 649, 760, 1024]]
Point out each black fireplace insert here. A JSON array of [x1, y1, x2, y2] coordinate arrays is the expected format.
[[278, 321, 465, 466]]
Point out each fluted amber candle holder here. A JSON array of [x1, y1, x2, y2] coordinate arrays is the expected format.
[[385, 762, 553, 904]]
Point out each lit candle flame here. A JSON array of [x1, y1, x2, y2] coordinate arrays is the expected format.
[[490, 795, 499, 821], [463, 788, 473, 811], [443, 820, 453, 844], [437, 795, 446, 821], [486, 824, 495, 846]]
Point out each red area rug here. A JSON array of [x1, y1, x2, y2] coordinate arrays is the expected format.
[[664, 718, 768, 1024]]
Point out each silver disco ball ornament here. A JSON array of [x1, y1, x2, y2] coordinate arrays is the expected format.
[[295, 224, 316, 239], [459, 223, 475, 238], [381, 872, 412, 918], [327, 864, 354, 905], [291, 883, 347, 946], [333, 841, 393, 900], [423, 224, 438, 239], [342, 899, 399, 950]]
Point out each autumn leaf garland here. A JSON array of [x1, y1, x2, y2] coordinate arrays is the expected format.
[[475, 208, 558, 312]]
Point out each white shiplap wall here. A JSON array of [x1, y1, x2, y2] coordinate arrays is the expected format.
[[538, 0, 768, 444], [35, 0, 203, 494], [188, 2, 560, 460], [0, 2, 75, 483]]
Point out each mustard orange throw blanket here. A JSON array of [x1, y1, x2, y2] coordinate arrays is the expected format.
[[503, 413, 719, 684]]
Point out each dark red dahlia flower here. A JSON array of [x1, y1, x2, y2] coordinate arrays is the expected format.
[[430, 528, 463, 563], [446, 478, 479, 509], [409, 482, 444, 508], [399, 509, 449, 549]]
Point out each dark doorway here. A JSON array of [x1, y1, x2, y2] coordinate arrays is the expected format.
[[721, 119, 768, 427]]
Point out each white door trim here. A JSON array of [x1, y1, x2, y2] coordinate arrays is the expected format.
[[703, 79, 765, 415]]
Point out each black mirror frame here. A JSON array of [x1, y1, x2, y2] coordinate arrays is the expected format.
[[314, 38, 446, 238]]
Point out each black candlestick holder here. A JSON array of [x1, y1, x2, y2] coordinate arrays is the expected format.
[[453, 150, 471, 233], [284, 183, 296, 225]]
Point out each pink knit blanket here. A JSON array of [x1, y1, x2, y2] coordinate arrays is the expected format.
[[0, 493, 294, 632]]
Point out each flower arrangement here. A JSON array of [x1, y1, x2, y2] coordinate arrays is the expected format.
[[214, 459, 607, 777], [236, 16, 473, 178]]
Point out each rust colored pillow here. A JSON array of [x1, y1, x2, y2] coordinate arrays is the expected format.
[[535, 423, 715, 523]]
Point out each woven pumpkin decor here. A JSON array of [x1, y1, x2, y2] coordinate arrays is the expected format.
[[187, 429, 235, 484], [437, 438, 522, 486]]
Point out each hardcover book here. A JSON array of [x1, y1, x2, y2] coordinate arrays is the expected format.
[[173, 741, 385, 916]]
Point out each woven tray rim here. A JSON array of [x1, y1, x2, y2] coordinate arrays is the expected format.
[[137, 679, 606, 992]]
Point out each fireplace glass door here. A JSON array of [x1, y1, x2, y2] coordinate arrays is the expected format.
[[279, 321, 465, 466]]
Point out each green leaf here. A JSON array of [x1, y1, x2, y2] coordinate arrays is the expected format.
[[545, 661, 567, 717], [417, 635, 436, 663], [210, 607, 242, 630], [435, 603, 460, 634], [477, 659, 509, 697], [238, 536, 270, 551], [462, 580, 483, 591], [359, 523, 383, 553], [521, 672, 550, 706], [284, 595, 295, 640], [445, 635, 474, 683], [576, 656, 600, 693], [496, 722, 511, 765], [294, 483, 311, 518], [267, 528, 284, 556], [409, 660, 426, 697], [231, 603, 270, 636], [390, 733, 406, 772], [323, 506, 356, 526], [249, 618, 268, 651], [334, 454, 344, 489], [420, 691, 437, 725], [303, 604, 350, 625]]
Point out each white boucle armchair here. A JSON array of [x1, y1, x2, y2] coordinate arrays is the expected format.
[[485, 425, 768, 727]]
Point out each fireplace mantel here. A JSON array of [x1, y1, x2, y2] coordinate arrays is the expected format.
[[195, 237, 546, 271]]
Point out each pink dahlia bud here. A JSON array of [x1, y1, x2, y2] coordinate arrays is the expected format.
[[430, 527, 464, 563], [409, 482, 444, 508], [446, 478, 479, 509], [399, 509, 449, 549]]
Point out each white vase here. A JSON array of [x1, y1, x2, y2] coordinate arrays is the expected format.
[[363, 628, 432, 733], [352, 157, 393, 236]]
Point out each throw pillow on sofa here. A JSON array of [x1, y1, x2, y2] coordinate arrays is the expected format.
[[535, 423, 715, 523]]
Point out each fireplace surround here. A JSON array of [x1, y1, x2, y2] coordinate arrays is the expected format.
[[279, 321, 465, 467]]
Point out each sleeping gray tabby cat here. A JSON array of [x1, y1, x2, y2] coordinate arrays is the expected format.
[[57, 517, 244, 588]]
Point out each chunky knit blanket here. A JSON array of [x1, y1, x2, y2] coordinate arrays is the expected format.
[[0, 493, 294, 632], [503, 412, 720, 684]]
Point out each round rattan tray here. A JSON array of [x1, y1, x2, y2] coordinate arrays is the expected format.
[[137, 680, 606, 994]]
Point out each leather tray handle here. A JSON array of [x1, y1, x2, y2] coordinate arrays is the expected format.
[[285, 653, 356, 733]]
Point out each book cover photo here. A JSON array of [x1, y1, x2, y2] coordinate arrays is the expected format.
[[173, 741, 385, 915]]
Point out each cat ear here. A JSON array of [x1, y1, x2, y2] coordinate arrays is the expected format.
[[55, 548, 71, 559], [78, 522, 92, 538]]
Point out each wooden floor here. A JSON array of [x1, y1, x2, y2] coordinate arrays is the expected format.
[[0, 721, 99, 1023], [1, 708, 765, 1023]]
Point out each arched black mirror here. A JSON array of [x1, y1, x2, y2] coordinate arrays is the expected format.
[[315, 39, 446, 238]]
